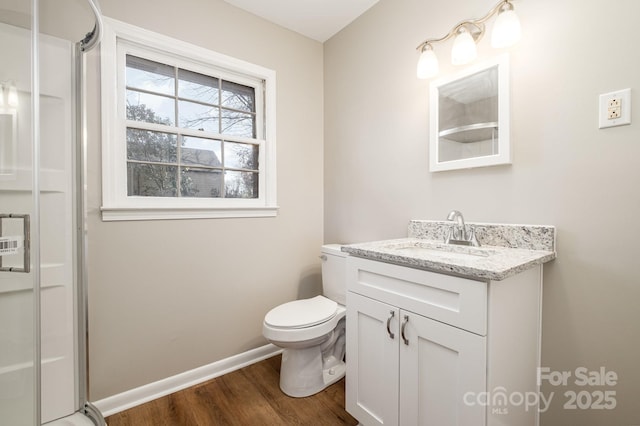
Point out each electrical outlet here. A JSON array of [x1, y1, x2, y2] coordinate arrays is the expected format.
[[607, 98, 621, 119], [599, 89, 631, 129], [608, 105, 621, 119]]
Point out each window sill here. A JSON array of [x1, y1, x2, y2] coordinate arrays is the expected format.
[[101, 205, 279, 221]]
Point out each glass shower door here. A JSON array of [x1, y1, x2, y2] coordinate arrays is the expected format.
[[0, 2, 39, 425]]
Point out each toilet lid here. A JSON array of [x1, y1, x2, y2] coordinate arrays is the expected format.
[[265, 296, 338, 329]]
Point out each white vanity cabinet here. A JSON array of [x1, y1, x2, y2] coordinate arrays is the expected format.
[[346, 256, 543, 426]]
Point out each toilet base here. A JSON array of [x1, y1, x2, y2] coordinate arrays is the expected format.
[[279, 346, 346, 397], [322, 360, 346, 388]]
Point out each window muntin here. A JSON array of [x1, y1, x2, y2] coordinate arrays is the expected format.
[[124, 54, 259, 200]]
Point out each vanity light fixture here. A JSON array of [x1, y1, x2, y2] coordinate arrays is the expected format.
[[416, 0, 521, 79], [451, 26, 478, 65]]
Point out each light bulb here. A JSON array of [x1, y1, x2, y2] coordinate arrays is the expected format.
[[417, 46, 439, 79], [451, 29, 477, 65], [7, 84, 18, 108], [491, 8, 521, 48]]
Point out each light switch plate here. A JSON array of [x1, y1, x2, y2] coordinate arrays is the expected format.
[[599, 88, 631, 129]]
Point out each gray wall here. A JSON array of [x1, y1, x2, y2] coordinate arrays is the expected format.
[[85, 0, 324, 399], [324, 0, 640, 424]]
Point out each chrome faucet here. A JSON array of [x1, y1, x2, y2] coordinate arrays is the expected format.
[[445, 210, 480, 246], [446, 210, 467, 240]]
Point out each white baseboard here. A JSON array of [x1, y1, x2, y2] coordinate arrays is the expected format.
[[93, 344, 282, 417]]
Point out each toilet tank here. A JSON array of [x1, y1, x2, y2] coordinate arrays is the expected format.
[[321, 244, 348, 305]]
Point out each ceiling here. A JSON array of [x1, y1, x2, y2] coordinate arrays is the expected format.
[[222, 0, 379, 42]]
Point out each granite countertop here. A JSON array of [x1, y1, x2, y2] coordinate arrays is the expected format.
[[341, 220, 557, 281]]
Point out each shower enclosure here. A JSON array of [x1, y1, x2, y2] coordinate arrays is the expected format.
[[0, 0, 104, 424]]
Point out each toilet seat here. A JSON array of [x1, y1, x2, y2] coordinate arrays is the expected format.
[[263, 302, 346, 344], [264, 295, 337, 329]]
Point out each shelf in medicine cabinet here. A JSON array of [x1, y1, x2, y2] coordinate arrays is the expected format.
[[438, 122, 498, 143]]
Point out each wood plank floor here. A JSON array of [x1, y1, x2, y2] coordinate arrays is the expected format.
[[105, 355, 358, 426]]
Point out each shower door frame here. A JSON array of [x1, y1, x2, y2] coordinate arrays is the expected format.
[[0, 0, 104, 424], [0, 1, 42, 423]]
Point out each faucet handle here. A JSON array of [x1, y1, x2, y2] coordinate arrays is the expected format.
[[444, 228, 453, 244], [468, 228, 481, 247]]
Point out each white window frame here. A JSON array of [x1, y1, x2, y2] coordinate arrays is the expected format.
[[100, 18, 277, 221]]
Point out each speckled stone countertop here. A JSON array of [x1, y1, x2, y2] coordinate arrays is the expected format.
[[342, 220, 556, 281]]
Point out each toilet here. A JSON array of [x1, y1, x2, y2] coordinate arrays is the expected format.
[[262, 244, 348, 397]]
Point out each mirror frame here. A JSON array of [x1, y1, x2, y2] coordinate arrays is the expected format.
[[429, 54, 510, 172]]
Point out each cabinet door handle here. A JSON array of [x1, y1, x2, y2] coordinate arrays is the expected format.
[[401, 315, 409, 345], [386, 311, 395, 339]]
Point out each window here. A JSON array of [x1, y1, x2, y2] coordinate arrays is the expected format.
[[125, 56, 259, 199], [100, 18, 277, 220]]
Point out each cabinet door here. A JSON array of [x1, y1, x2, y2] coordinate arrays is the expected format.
[[346, 292, 400, 426], [399, 312, 487, 426]]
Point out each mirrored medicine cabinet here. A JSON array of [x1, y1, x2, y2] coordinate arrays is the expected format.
[[429, 54, 510, 172]]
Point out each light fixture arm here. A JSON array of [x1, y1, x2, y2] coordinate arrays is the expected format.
[[416, 0, 513, 52]]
